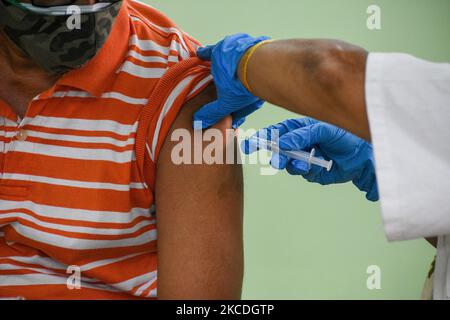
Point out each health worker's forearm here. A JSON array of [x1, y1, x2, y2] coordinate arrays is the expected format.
[[239, 39, 371, 141]]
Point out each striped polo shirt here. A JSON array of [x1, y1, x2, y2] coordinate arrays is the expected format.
[[0, 0, 212, 299]]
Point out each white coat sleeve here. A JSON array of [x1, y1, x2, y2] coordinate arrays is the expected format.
[[365, 53, 450, 241]]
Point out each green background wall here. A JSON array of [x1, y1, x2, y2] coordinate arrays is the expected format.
[[148, 0, 450, 299]]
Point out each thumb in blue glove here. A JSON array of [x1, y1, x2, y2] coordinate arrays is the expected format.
[[243, 118, 379, 202]]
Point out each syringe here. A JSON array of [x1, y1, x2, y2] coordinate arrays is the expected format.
[[249, 136, 333, 171]]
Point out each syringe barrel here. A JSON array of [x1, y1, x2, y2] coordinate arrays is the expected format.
[[273, 146, 333, 171], [278, 149, 312, 164], [310, 157, 333, 171], [248, 136, 333, 171]]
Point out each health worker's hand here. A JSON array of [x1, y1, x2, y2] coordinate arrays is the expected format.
[[243, 118, 379, 201], [194, 33, 270, 129]]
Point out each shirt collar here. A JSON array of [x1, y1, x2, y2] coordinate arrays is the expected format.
[[56, 0, 131, 98]]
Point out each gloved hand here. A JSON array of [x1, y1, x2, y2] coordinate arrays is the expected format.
[[194, 33, 271, 129], [242, 118, 379, 201]]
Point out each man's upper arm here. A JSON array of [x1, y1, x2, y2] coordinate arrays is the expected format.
[[155, 85, 244, 299]]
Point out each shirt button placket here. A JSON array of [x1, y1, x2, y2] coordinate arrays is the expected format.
[[0, 120, 30, 199]]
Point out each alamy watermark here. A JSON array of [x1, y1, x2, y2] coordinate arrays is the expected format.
[[366, 265, 382, 290], [367, 5, 382, 30], [66, 5, 82, 30], [66, 265, 81, 290], [170, 122, 283, 176]]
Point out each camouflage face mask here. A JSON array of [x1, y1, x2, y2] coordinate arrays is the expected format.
[[0, 0, 123, 74]]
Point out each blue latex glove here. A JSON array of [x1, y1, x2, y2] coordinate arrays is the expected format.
[[195, 33, 271, 129], [243, 118, 379, 202]]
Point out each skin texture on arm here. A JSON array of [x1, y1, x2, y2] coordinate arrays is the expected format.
[[156, 85, 244, 299], [239, 39, 371, 141]]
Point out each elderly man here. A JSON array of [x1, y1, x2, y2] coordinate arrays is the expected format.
[[0, 0, 243, 299]]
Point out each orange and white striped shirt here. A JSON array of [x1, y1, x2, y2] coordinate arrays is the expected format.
[[0, 0, 212, 299]]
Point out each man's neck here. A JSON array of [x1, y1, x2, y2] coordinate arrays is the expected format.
[[0, 30, 59, 119], [0, 30, 58, 83]]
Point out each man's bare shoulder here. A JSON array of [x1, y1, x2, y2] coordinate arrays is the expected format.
[[154, 83, 244, 299], [180, 84, 218, 124], [160, 83, 234, 147], [156, 83, 235, 168]]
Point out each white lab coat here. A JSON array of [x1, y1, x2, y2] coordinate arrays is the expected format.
[[365, 53, 450, 300]]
